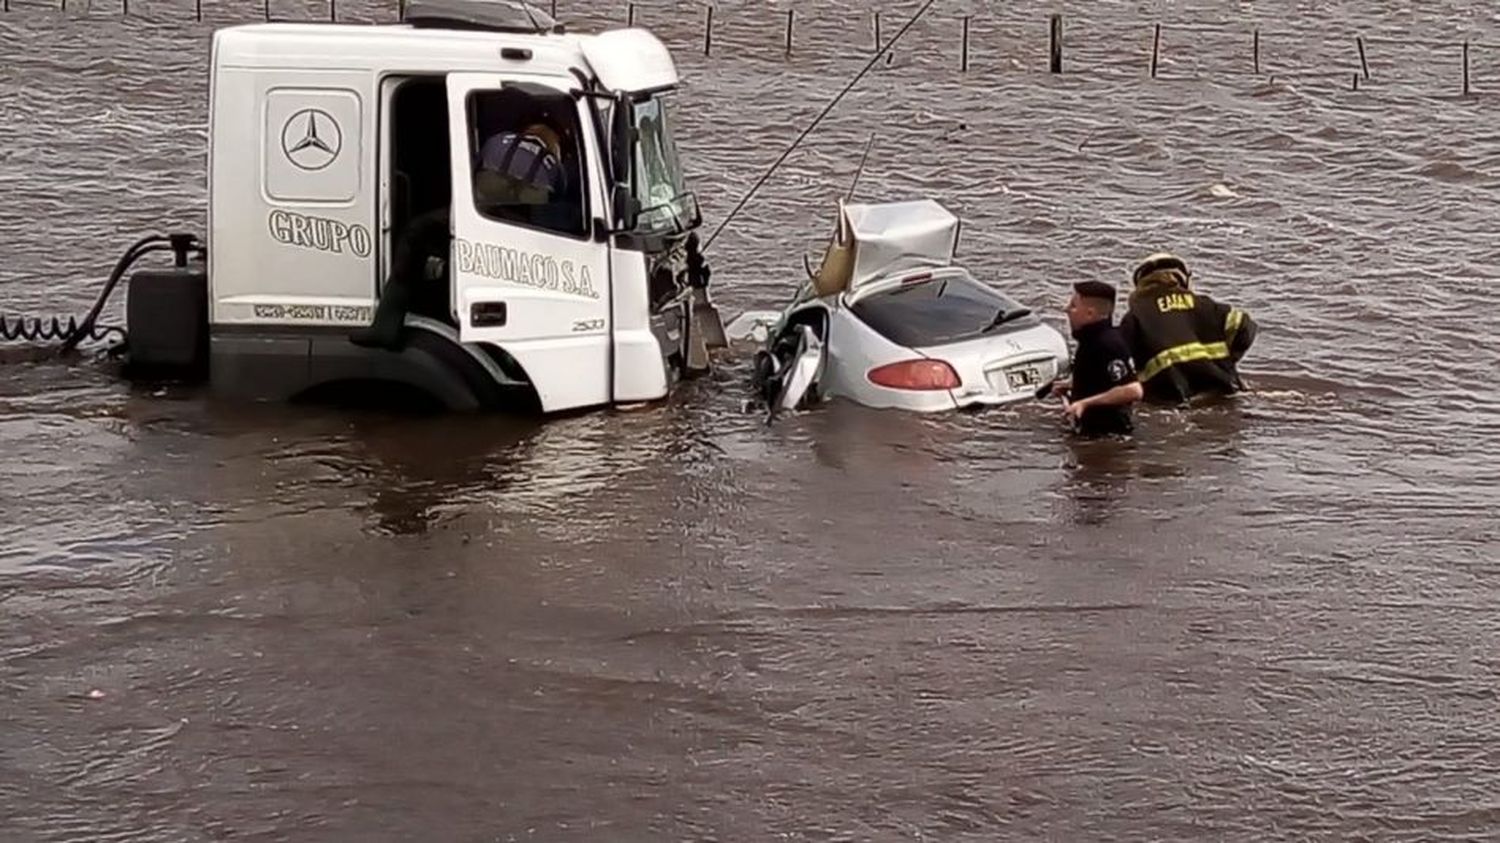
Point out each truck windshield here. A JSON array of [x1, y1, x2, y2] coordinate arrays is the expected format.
[[631, 95, 695, 234]]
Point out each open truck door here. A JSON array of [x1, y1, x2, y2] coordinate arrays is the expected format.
[[445, 72, 613, 412]]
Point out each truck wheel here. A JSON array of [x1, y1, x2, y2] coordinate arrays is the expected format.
[[400, 327, 511, 411]]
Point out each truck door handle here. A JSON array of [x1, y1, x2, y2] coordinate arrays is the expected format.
[[470, 302, 507, 327]]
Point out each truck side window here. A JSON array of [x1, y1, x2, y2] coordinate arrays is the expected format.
[[467, 89, 587, 239]]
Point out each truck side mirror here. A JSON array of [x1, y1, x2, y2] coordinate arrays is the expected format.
[[612, 183, 640, 233], [610, 93, 633, 186], [608, 94, 638, 233]]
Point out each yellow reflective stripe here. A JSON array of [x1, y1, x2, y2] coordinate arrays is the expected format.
[[1225, 308, 1244, 342], [1139, 341, 1231, 382]]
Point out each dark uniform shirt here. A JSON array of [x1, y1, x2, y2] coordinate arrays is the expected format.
[[1070, 318, 1138, 436]]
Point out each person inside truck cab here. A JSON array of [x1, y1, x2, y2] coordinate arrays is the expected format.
[[471, 90, 583, 235], [477, 122, 563, 200]]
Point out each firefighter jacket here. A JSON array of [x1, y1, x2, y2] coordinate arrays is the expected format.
[[1118, 269, 1258, 403]]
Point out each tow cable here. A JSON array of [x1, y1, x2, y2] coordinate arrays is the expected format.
[[0, 233, 204, 355]]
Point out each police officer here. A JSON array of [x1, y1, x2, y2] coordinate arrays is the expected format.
[[1118, 252, 1258, 404], [1042, 280, 1144, 436]]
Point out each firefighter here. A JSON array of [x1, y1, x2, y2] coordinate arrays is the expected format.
[[1118, 253, 1258, 404]]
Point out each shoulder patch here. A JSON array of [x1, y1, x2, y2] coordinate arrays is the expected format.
[[1108, 358, 1133, 383]]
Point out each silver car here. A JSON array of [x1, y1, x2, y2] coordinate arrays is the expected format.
[[731, 199, 1070, 415]]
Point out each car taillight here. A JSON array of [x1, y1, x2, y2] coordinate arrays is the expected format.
[[867, 359, 961, 391]]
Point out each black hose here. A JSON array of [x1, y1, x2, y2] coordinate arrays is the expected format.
[[0, 233, 202, 356], [0, 314, 126, 345], [58, 237, 175, 352]]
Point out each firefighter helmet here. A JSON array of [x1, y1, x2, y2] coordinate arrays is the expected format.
[[1132, 252, 1191, 288]]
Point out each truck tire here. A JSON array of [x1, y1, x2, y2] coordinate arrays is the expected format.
[[400, 326, 511, 411]]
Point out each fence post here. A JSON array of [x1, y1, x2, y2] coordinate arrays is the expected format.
[[1463, 41, 1471, 95], [961, 16, 969, 72], [627, 2, 634, 27], [785, 9, 793, 56], [1356, 36, 1370, 79], [1253, 28, 1260, 75], [874, 11, 882, 53], [1150, 23, 1161, 77], [1049, 14, 1063, 73], [330, 0, 336, 22], [703, 6, 712, 57]]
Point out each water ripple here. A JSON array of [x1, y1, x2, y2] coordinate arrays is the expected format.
[[2, 2, 1500, 841]]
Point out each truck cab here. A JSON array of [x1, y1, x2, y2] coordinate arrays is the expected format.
[[192, 0, 719, 413]]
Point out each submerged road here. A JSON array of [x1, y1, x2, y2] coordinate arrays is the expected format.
[[2, 1, 1499, 839]]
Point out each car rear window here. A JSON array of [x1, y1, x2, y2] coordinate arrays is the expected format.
[[849, 270, 1040, 347]]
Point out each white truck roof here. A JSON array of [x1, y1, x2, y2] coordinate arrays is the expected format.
[[212, 21, 678, 92]]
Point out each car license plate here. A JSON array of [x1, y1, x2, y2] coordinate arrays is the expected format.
[[1005, 365, 1041, 390]]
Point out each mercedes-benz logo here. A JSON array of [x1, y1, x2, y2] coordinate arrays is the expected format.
[[281, 108, 342, 171]]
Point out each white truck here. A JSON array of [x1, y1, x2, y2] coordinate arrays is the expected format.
[[116, 0, 725, 413]]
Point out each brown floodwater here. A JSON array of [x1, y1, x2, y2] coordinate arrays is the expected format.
[[2, 1, 1499, 840]]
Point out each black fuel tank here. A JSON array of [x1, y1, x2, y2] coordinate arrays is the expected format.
[[125, 260, 208, 376]]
